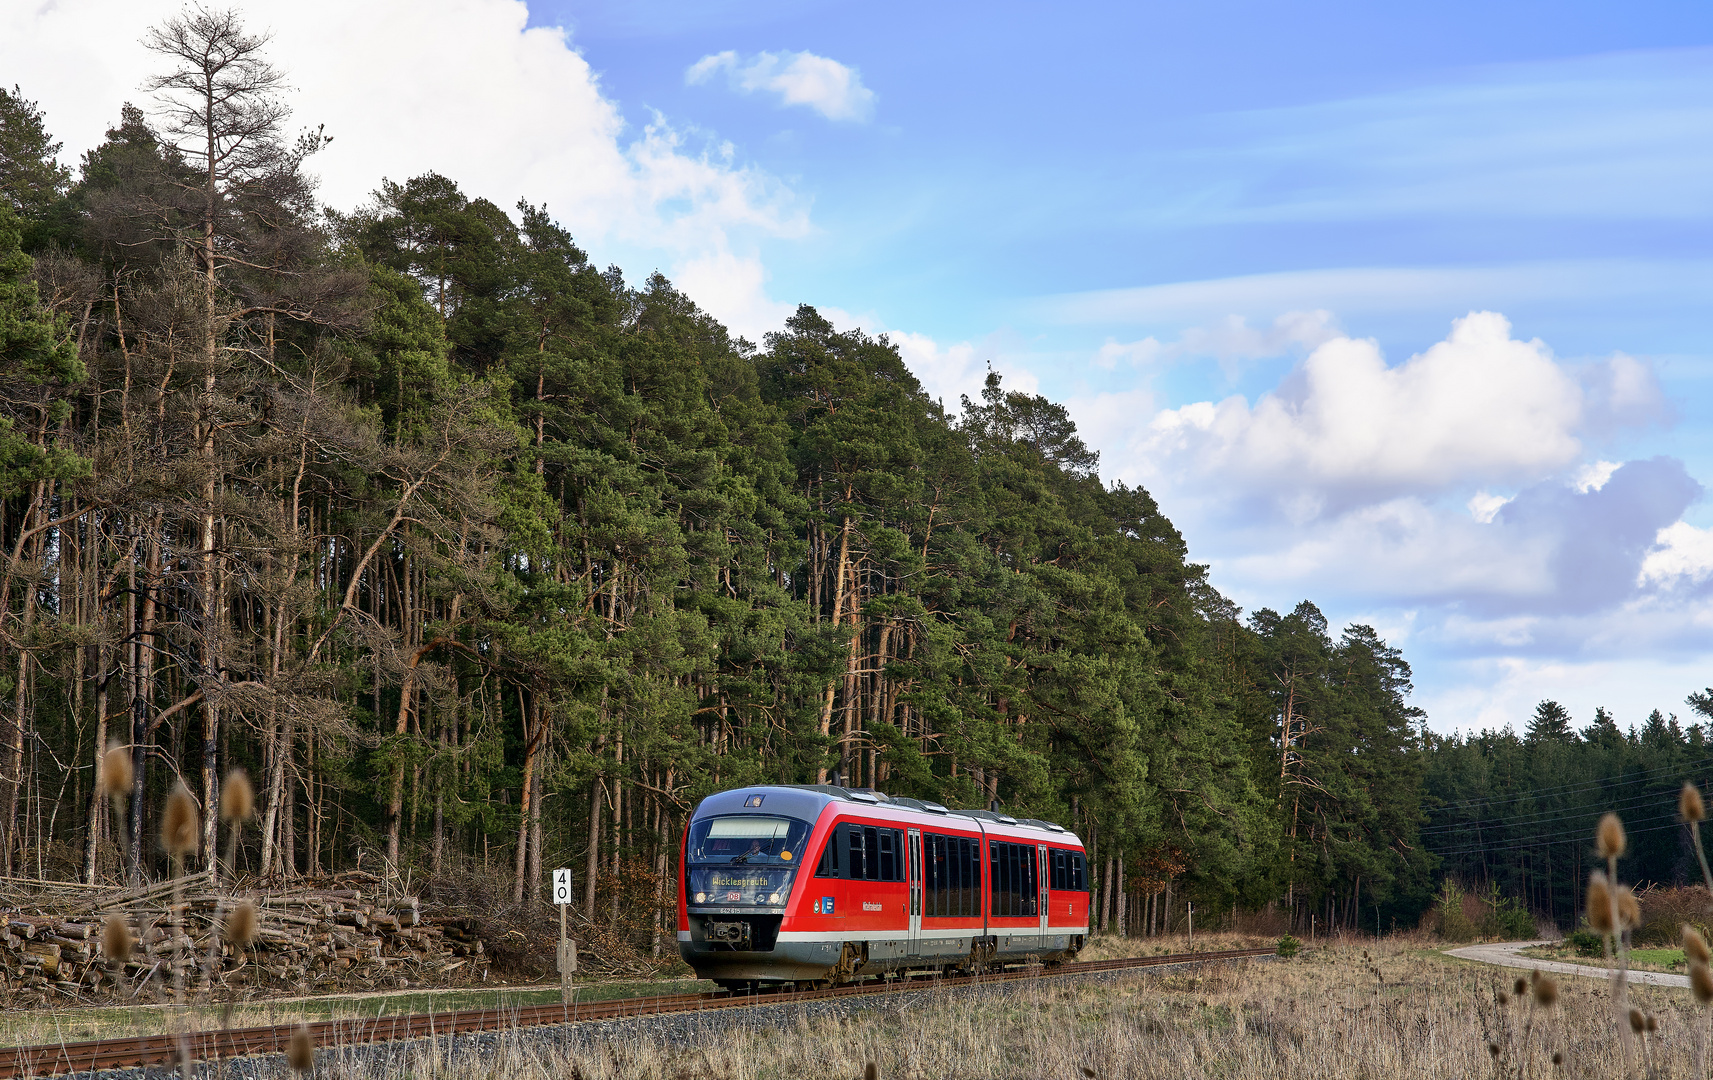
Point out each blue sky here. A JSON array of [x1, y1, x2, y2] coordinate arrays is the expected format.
[[6, 0, 1713, 734]]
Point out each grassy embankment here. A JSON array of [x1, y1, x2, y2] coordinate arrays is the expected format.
[[0, 977, 715, 1048], [13, 933, 1710, 1078], [245, 935, 1713, 1078]]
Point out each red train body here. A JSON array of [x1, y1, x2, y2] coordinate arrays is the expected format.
[[676, 785, 1089, 988]]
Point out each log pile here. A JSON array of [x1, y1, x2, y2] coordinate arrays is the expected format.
[[0, 870, 489, 1005]]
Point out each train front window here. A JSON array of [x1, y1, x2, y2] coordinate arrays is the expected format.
[[685, 815, 810, 908]]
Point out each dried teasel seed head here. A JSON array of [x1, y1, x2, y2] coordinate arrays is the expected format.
[[1685, 782, 1707, 823], [1587, 873, 1614, 933], [1646, 1013, 1658, 1033], [100, 744, 132, 799], [220, 768, 254, 822], [287, 1025, 315, 1073], [1685, 925, 1711, 964], [224, 901, 257, 948], [866, 1065, 880, 1080], [1514, 976, 1528, 996], [1629, 1008, 1646, 1033], [161, 783, 200, 858], [1488, 1042, 1501, 1057], [1692, 960, 1713, 1004], [1534, 973, 1558, 1007], [1598, 813, 1628, 859], [1552, 1052, 1564, 1066], [1617, 886, 1642, 930], [1497, 989, 1510, 1005], [102, 914, 132, 965]]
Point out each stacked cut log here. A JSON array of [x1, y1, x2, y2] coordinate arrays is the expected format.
[[0, 871, 489, 1005]]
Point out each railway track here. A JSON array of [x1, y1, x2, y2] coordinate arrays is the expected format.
[[0, 946, 1274, 1078]]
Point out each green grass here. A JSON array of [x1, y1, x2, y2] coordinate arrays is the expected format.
[[1514, 942, 1687, 974], [1629, 948, 1685, 969]]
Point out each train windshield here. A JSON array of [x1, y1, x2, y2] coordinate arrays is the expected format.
[[685, 815, 809, 907]]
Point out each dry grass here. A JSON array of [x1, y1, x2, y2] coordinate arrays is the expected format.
[[287, 936, 1713, 1080], [0, 979, 711, 1048]]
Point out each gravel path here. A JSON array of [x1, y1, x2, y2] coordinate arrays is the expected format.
[[1447, 940, 1691, 989]]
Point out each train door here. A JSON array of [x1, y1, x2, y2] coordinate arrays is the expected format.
[[1036, 843, 1049, 946], [907, 829, 923, 956]]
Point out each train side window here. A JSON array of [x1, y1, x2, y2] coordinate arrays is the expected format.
[[964, 838, 979, 916], [949, 837, 961, 916], [1070, 852, 1086, 891], [936, 834, 955, 917], [877, 828, 895, 881], [931, 836, 945, 912], [949, 837, 964, 916], [815, 833, 838, 878], [986, 843, 1007, 918]]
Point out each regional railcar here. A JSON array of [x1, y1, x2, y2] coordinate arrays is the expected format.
[[677, 784, 1089, 989]]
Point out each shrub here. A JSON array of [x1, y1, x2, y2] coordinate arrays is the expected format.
[[1277, 934, 1300, 958], [1568, 928, 1603, 957], [1436, 881, 1477, 942], [1630, 884, 1713, 947], [1480, 886, 1536, 940]]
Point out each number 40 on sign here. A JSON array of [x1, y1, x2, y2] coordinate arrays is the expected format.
[[552, 868, 578, 983]]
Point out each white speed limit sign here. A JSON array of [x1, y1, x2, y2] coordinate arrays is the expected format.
[[553, 867, 573, 905]]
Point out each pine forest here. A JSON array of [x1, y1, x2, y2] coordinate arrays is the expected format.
[[2, 10, 1712, 959]]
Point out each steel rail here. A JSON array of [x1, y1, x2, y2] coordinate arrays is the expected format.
[[0, 946, 1274, 1077]]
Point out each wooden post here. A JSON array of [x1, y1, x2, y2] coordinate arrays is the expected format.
[[553, 868, 577, 1003]]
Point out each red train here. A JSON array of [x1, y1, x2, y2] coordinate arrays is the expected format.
[[677, 784, 1089, 988]]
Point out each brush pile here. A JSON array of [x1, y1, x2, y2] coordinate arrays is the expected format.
[[0, 870, 489, 1005]]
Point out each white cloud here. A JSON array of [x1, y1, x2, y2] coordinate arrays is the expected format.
[[670, 250, 794, 345], [686, 49, 876, 122], [1218, 495, 1555, 597], [1573, 460, 1621, 493], [0, 0, 808, 332], [1468, 491, 1511, 524], [890, 331, 1038, 408], [1141, 311, 1585, 507], [1639, 522, 1713, 588], [1417, 653, 1713, 736]]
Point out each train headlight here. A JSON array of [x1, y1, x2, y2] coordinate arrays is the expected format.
[[767, 892, 780, 904], [694, 892, 706, 903]]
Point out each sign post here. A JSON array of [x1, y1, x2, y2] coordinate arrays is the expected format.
[[552, 868, 577, 1004]]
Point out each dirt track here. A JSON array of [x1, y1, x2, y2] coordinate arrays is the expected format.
[[1447, 939, 1691, 988]]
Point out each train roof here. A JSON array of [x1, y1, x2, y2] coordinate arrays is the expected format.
[[690, 783, 1081, 843]]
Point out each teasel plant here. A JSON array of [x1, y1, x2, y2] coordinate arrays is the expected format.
[[1516, 968, 1557, 1080], [1590, 811, 1638, 1074], [1684, 924, 1713, 1078], [201, 769, 258, 999], [100, 744, 133, 872], [161, 783, 200, 1007], [220, 768, 254, 878], [1682, 786, 1713, 1079], [102, 913, 134, 998], [287, 1024, 316, 1075]]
